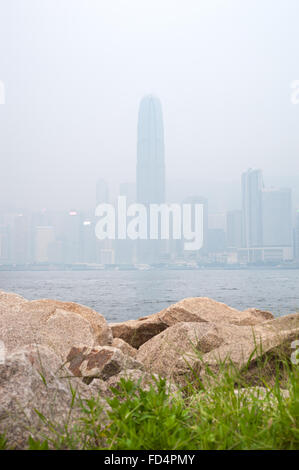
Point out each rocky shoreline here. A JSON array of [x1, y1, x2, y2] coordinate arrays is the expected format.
[[0, 290, 299, 448]]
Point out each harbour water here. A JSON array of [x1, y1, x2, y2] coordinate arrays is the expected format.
[[0, 269, 298, 323]]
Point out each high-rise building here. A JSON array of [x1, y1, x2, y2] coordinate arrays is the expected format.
[[261, 188, 292, 247], [242, 168, 263, 248], [207, 229, 226, 253], [137, 95, 165, 205], [80, 217, 96, 263], [34, 226, 55, 263], [208, 213, 226, 231], [48, 240, 65, 264], [226, 210, 243, 249], [240, 171, 293, 263], [136, 95, 165, 263], [64, 211, 81, 263], [183, 196, 208, 256], [12, 213, 31, 264]]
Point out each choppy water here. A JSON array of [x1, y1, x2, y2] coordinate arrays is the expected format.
[[0, 269, 298, 322]]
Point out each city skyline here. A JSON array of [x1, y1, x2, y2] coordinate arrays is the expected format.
[[0, 83, 298, 266], [1, 1, 299, 213], [0, 160, 297, 266], [1, 73, 299, 266]]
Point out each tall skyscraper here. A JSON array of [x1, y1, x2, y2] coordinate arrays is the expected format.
[[137, 95, 165, 204], [240, 170, 293, 263], [136, 95, 165, 263], [242, 168, 264, 248]]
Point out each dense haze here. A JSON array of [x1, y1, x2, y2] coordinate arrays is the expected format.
[[0, 0, 299, 212]]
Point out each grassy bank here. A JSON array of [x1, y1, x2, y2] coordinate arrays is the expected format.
[[1, 349, 299, 450]]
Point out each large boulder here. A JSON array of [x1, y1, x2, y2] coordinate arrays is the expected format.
[[39, 309, 98, 360], [66, 345, 143, 383], [202, 325, 299, 383], [202, 313, 299, 371], [137, 322, 224, 384], [0, 344, 108, 449], [0, 292, 112, 359], [31, 299, 112, 346], [137, 314, 299, 386], [110, 297, 274, 349], [156, 298, 274, 327]]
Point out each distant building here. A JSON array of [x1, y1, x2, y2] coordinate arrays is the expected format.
[[241, 170, 294, 263], [226, 210, 243, 249], [12, 214, 30, 264], [238, 186, 294, 264], [242, 168, 263, 248], [238, 246, 293, 264], [207, 228, 226, 253], [261, 188, 293, 248], [137, 95, 165, 205], [64, 211, 81, 263], [34, 226, 55, 263], [99, 248, 115, 265], [81, 218, 96, 263], [208, 213, 226, 231], [48, 240, 65, 264], [136, 95, 165, 263], [183, 196, 208, 257]]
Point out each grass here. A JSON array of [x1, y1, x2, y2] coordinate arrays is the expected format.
[[1, 345, 299, 450]]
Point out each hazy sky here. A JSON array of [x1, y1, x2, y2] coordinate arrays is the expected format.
[[0, 0, 299, 212]]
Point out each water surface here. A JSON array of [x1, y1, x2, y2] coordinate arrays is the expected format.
[[0, 269, 298, 322]]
